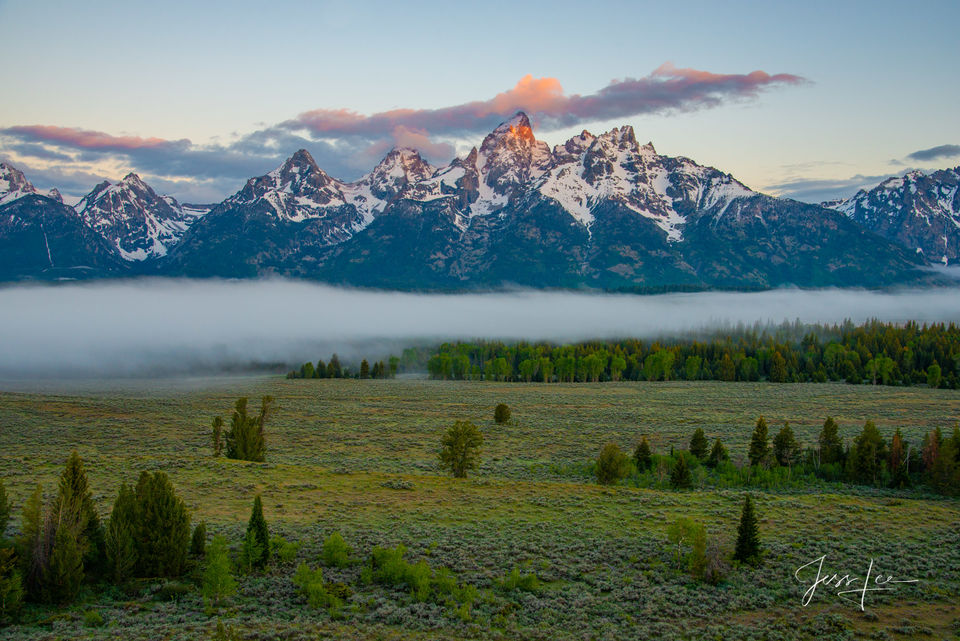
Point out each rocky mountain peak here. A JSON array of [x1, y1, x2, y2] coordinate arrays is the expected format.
[[0, 161, 39, 204]]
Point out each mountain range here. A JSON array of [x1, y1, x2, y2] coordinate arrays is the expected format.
[[1, 114, 956, 290]]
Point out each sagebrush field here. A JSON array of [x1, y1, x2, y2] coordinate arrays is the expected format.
[[1, 378, 958, 640]]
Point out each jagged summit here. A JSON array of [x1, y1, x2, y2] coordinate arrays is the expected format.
[[827, 166, 960, 264], [0, 161, 39, 205]]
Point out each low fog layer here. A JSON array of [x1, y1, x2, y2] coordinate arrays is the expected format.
[[2, 278, 960, 378]]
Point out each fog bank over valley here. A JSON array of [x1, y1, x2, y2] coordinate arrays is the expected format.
[[2, 278, 960, 379]]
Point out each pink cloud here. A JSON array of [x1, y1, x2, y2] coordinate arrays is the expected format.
[[286, 63, 805, 138], [3, 125, 182, 150]]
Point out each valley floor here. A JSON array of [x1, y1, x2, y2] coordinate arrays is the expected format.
[[0, 379, 958, 640]]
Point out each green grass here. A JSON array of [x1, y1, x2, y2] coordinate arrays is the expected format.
[[0, 378, 958, 640]]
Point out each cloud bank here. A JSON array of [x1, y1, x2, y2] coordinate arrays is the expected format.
[[907, 144, 960, 162], [0, 64, 803, 201], [1, 279, 958, 380]]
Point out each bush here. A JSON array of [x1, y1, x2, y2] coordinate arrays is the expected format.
[[494, 403, 511, 424], [321, 532, 352, 568], [156, 581, 194, 602], [292, 563, 342, 613], [596, 443, 629, 485], [83, 610, 105, 628], [270, 536, 300, 565], [498, 566, 539, 592]]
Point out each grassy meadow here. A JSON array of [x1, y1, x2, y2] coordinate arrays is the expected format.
[[1, 377, 959, 640]]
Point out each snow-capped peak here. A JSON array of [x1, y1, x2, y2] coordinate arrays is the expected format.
[[74, 173, 203, 261], [0, 161, 40, 205]]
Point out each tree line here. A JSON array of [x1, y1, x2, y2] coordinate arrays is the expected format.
[[286, 354, 399, 380], [594, 418, 960, 495], [420, 320, 960, 387]]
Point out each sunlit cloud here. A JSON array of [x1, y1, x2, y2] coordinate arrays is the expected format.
[[0, 64, 804, 200]]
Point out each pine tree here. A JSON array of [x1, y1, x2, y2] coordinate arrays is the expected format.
[[56, 451, 103, 576], [315, 360, 327, 378], [105, 483, 138, 585], [689, 428, 708, 461], [670, 455, 692, 489], [930, 438, 960, 495], [245, 496, 270, 570], [211, 417, 224, 457], [850, 420, 887, 485], [225, 396, 273, 462], [748, 417, 770, 466], [733, 495, 761, 564], [773, 423, 800, 467], [191, 522, 207, 557], [17, 484, 45, 598], [769, 351, 789, 383], [888, 429, 910, 488], [0, 547, 24, 624], [0, 479, 9, 538], [134, 471, 190, 577], [202, 535, 237, 608], [633, 437, 653, 471], [327, 354, 342, 378], [360, 359, 370, 379], [818, 417, 844, 465], [707, 439, 728, 468], [43, 495, 85, 604]]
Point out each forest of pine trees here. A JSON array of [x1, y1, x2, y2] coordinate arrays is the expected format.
[[416, 320, 960, 387]]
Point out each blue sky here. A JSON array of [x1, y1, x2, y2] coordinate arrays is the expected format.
[[1, 0, 958, 203]]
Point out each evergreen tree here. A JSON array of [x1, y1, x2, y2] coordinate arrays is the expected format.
[[689, 428, 708, 461], [202, 535, 237, 608], [56, 451, 103, 576], [43, 495, 85, 604], [921, 429, 942, 474], [17, 484, 44, 599], [327, 354, 342, 378], [748, 417, 770, 466], [190, 522, 207, 557], [0, 547, 23, 624], [670, 455, 692, 489], [211, 417, 224, 457], [888, 429, 910, 488], [360, 359, 370, 379], [315, 359, 326, 378], [733, 495, 761, 565], [0, 479, 9, 538], [134, 471, 190, 577], [633, 437, 653, 471], [104, 483, 138, 585], [818, 417, 844, 465], [769, 351, 789, 383], [930, 438, 960, 495], [245, 496, 270, 570], [850, 420, 886, 485], [596, 443, 629, 485], [439, 421, 483, 478], [707, 439, 728, 468], [772, 423, 800, 467], [493, 403, 511, 425], [225, 396, 273, 462], [927, 362, 942, 388]]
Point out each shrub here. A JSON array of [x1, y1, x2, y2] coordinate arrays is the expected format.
[[211, 619, 241, 641], [321, 532, 352, 568], [494, 403, 511, 424], [202, 536, 237, 608], [83, 609, 105, 628], [157, 581, 194, 602], [439, 421, 483, 478], [270, 536, 300, 565], [191, 522, 207, 557], [498, 566, 539, 592], [292, 563, 342, 612], [596, 443, 629, 485]]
